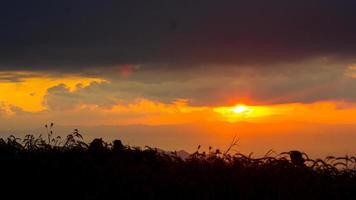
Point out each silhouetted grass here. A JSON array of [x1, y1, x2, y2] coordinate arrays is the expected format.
[[1, 124, 356, 199]]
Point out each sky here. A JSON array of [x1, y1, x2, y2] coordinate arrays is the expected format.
[[1, 1, 356, 157]]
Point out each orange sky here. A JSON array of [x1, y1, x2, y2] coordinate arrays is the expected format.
[[1, 71, 356, 126], [1, 71, 356, 158]]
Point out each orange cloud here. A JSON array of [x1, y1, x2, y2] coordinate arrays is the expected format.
[[0, 71, 105, 112]]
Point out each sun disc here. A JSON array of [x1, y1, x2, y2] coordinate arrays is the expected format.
[[232, 105, 248, 114]]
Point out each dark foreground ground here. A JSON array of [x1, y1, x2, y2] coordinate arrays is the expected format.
[[1, 129, 356, 200]]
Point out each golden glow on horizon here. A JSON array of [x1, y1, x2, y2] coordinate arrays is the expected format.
[[213, 104, 274, 122], [56, 100, 356, 126], [211, 101, 356, 124]]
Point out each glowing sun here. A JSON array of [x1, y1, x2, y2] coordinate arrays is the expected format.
[[232, 105, 249, 114], [213, 103, 273, 122]]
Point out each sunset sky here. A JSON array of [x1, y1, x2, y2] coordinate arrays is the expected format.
[[1, 1, 356, 157]]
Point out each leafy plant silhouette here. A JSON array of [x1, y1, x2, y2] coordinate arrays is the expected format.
[[1, 123, 356, 200]]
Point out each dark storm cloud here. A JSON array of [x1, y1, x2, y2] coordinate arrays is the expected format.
[[1, 0, 356, 71]]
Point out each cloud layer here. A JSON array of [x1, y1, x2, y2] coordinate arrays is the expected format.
[[1, 0, 356, 113], [1, 0, 356, 71]]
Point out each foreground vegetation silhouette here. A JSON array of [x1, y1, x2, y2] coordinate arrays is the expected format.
[[1, 125, 356, 199]]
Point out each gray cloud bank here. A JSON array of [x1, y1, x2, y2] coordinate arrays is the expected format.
[[1, 0, 356, 71], [41, 60, 356, 107], [2, 1, 356, 105]]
